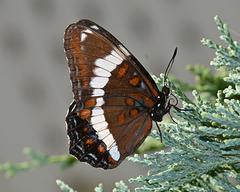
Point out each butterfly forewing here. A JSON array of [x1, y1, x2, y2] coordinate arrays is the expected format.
[[64, 19, 160, 169]]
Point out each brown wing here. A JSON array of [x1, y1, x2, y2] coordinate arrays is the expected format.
[[64, 20, 159, 169]]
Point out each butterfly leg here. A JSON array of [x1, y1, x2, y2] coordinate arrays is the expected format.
[[155, 121, 163, 143]]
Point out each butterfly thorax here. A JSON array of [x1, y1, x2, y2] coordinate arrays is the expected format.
[[150, 86, 170, 122]]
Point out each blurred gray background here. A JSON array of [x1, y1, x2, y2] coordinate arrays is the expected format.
[[1, 0, 240, 191]]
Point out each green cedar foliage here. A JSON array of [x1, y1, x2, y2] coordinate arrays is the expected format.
[[126, 15, 240, 192]]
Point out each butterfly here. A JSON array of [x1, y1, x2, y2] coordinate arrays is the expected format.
[[64, 19, 178, 169]]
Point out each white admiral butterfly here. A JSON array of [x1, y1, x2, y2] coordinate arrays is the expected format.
[[64, 19, 178, 169]]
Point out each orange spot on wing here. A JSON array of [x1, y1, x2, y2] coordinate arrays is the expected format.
[[142, 95, 154, 107], [83, 127, 88, 132], [117, 63, 128, 78], [85, 98, 96, 108], [130, 77, 140, 86], [125, 98, 135, 106], [98, 145, 105, 153], [144, 79, 158, 98], [130, 109, 139, 118], [80, 109, 91, 119], [118, 112, 125, 124], [86, 138, 94, 144]]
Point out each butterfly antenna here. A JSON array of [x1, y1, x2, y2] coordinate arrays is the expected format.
[[155, 121, 163, 143], [164, 47, 178, 86]]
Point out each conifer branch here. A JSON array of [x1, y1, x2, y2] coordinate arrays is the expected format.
[[97, 15, 240, 192], [0, 148, 76, 178]]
